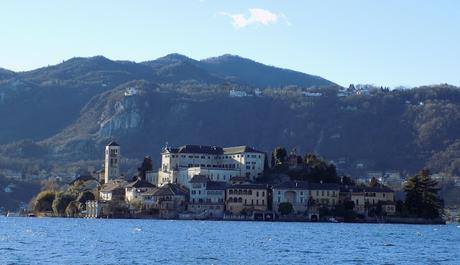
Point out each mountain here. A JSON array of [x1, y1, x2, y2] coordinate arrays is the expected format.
[[0, 68, 15, 80], [0, 54, 335, 145], [1, 54, 459, 182], [141, 53, 335, 87], [200, 54, 334, 87]]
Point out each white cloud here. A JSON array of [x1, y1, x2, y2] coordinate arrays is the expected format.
[[219, 8, 283, 29]]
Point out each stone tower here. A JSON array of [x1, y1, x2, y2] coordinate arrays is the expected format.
[[104, 141, 121, 183]]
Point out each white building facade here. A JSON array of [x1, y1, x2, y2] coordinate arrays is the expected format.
[[158, 145, 265, 187]]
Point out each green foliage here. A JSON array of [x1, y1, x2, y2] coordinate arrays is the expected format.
[[278, 202, 294, 215], [293, 154, 338, 183], [369, 177, 379, 187], [273, 146, 287, 165], [32, 190, 57, 212], [332, 203, 356, 221], [77, 191, 95, 204], [65, 201, 80, 217], [404, 169, 442, 219], [52, 193, 76, 216]]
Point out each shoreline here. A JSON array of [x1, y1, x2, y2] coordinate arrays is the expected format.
[[5, 214, 446, 225]]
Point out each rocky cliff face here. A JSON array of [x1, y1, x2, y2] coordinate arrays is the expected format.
[[1, 55, 460, 176]]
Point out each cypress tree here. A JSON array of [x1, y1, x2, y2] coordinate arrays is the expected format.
[[404, 169, 441, 219]]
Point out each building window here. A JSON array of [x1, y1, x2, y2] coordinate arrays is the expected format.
[[256, 191, 259, 197]]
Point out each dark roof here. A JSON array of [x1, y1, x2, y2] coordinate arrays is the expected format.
[[206, 181, 227, 190], [227, 184, 268, 190], [273, 181, 309, 190], [223, 146, 264, 154], [100, 180, 127, 192], [165, 145, 264, 155], [153, 183, 189, 196], [177, 145, 223, 154], [107, 141, 120, 147], [190, 175, 210, 183], [126, 178, 155, 188], [308, 183, 340, 190], [352, 186, 394, 193]]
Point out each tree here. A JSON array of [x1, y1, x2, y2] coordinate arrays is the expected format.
[[138, 156, 153, 180], [278, 202, 293, 215], [263, 152, 270, 170], [273, 146, 287, 165], [32, 190, 57, 212], [52, 193, 76, 216], [404, 169, 441, 219], [77, 191, 95, 204], [369, 177, 379, 187], [301, 154, 338, 183], [65, 201, 80, 217], [270, 152, 275, 168], [40, 178, 59, 191]]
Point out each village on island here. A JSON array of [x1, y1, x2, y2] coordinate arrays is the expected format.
[[25, 141, 445, 224]]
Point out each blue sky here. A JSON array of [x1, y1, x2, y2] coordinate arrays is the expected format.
[[0, 0, 459, 87]]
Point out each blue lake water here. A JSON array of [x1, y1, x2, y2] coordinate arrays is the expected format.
[[0, 217, 459, 265]]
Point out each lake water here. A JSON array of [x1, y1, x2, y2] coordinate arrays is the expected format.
[[0, 217, 459, 265]]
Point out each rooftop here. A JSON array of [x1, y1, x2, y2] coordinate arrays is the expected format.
[[308, 183, 340, 190], [153, 183, 189, 197], [100, 179, 128, 192], [164, 145, 263, 155], [273, 181, 309, 190], [126, 178, 155, 188], [107, 141, 120, 147]]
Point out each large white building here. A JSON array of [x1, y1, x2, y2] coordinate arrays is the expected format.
[[104, 141, 121, 184], [158, 145, 266, 186]]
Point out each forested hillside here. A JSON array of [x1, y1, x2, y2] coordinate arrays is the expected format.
[[0, 54, 459, 179]]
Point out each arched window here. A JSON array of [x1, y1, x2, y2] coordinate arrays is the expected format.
[[238, 197, 243, 203]]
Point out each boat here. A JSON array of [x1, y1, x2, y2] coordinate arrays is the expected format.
[[6, 211, 21, 217], [328, 217, 339, 223]]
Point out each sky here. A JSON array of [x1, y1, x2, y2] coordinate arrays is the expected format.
[[0, 0, 459, 87]]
